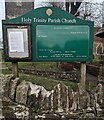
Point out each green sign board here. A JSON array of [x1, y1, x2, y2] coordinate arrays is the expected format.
[[2, 7, 94, 62], [36, 25, 89, 61]]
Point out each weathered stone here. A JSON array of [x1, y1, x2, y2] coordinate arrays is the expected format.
[[3, 74, 15, 97], [98, 73, 104, 105], [16, 81, 30, 105], [98, 75, 104, 83], [79, 109, 96, 119], [43, 92, 52, 111], [60, 83, 68, 112], [14, 104, 29, 119], [9, 78, 20, 101], [86, 107, 93, 113], [3, 106, 17, 119], [95, 83, 103, 104], [27, 82, 52, 111], [2, 96, 29, 119], [77, 84, 90, 110], [2, 96, 18, 119], [89, 93, 96, 108], [53, 83, 74, 113], [78, 91, 89, 109], [83, 113, 95, 118], [53, 84, 59, 112], [44, 114, 60, 119], [61, 113, 79, 119], [96, 117, 104, 120], [55, 84, 63, 112], [68, 86, 74, 111], [70, 92, 79, 111], [97, 110, 103, 117]]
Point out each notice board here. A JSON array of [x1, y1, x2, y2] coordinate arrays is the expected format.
[[36, 25, 89, 61], [2, 7, 94, 62]]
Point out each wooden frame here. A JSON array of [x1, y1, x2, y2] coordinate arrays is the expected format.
[[3, 23, 32, 61]]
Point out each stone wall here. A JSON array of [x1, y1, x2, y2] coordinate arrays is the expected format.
[[19, 68, 79, 82], [1, 74, 104, 119]]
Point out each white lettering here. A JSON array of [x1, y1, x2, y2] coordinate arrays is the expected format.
[[61, 18, 76, 23], [21, 17, 77, 24], [21, 17, 32, 23], [33, 18, 47, 23], [48, 18, 61, 23]]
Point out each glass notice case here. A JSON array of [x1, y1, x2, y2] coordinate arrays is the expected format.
[[3, 23, 32, 61]]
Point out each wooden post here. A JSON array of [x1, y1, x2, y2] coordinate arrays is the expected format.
[[80, 62, 86, 89], [12, 62, 19, 77]]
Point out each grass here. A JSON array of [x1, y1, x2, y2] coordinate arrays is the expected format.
[[3, 62, 59, 71], [2, 62, 12, 74], [19, 73, 77, 91], [2, 62, 97, 91], [2, 62, 78, 91], [18, 62, 59, 71]]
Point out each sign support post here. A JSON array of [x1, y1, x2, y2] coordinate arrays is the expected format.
[[12, 62, 19, 77], [80, 62, 86, 90]]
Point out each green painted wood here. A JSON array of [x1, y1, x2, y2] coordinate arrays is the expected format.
[[36, 25, 89, 61], [2, 7, 94, 62]]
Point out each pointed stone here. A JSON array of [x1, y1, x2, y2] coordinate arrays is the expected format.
[[16, 81, 30, 105], [9, 78, 20, 101]]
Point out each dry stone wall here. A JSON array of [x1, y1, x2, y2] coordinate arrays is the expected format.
[[1, 74, 104, 119], [19, 68, 79, 82]]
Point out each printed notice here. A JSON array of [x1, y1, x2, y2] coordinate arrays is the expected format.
[[8, 31, 24, 52]]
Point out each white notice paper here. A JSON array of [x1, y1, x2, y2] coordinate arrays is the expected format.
[[8, 31, 24, 52]]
